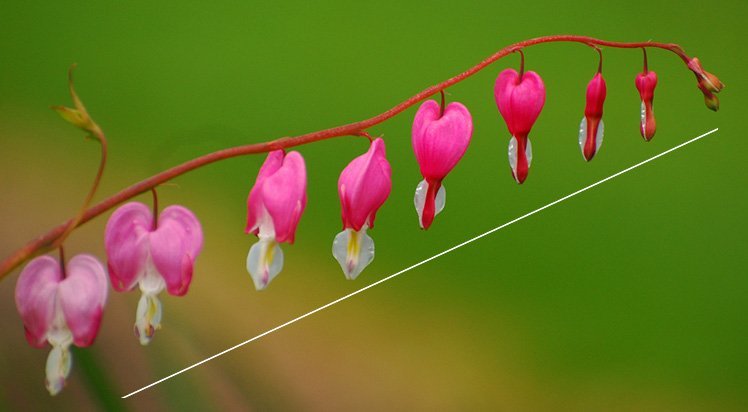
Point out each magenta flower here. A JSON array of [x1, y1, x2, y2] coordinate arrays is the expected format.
[[333, 138, 392, 279], [105, 202, 203, 345], [246, 150, 307, 290], [579, 72, 607, 161], [15, 254, 108, 395], [411, 99, 473, 229], [635, 71, 658, 141], [494, 68, 546, 184]]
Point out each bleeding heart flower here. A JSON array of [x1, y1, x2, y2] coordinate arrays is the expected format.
[[15, 254, 108, 395], [411, 99, 472, 229], [494, 68, 546, 184], [333, 138, 392, 279], [105, 202, 203, 345], [246, 150, 307, 290], [635, 71, 658, 141], [578, 72, 607, 161]]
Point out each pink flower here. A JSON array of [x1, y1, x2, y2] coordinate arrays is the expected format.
[[494, 69, 546, 184], [15, 254, 108, 395], [578, 72, 607, 161], [105, 202, 203, 345], [635, 71, 658, 141], [246, 150, 307, 290], [411, 99, 473, 229], [333, 138, 392, 279]]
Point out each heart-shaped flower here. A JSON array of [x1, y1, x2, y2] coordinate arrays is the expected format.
[[333, 138, 391, 279], [246, 150, 307, 290], [15, 254, 108, 395], [494, 68, 546, 184], [411, 99, 472, 229], [105, 202, 203, 345]]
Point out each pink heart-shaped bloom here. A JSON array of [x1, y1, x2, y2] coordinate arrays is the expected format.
[[412, 100, 473, 181], [580, 73, 607, 161], [338, 138, 392, 231], [15, 254, 108, 348], [105, 202, 203, 296], [494, 69, 546, 138], [246, 150, 307, 244]]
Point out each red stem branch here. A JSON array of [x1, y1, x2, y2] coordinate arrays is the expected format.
[[0, 35, 694, 280]]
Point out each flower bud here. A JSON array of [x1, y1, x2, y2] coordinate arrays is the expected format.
[[578, 73, 607, 161], [635, 71, 658, 141], [687, 57, 724, 111]]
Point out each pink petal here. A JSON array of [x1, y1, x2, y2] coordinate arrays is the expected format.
[[104, 202, 152, 292], [412, 100, 472, 180], [261, 151, 307, 244], [58, 255, 108, 347], [585, 73, 607, 118], [494, 69, 546, 137], [15, 256, 61, 348], [150, 205, 203, 296], [246, 150, 285, 235], [338, 138, 392, 230]]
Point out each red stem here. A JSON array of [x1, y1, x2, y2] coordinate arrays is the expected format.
[[0, 35, 695, 280]]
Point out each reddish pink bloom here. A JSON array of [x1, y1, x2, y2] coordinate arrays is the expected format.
[[333, 138, 392, 279], [15, 254, 108, 395], [494, 69, 546, 184], [411, 99, 472, 229], [635, 71, 658, 141], [105, 202, 203, 345], [579, 73, 607, 161], [246, 150, 307, 290]]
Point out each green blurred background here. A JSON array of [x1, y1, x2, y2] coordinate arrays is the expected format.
[[1, 0, 746, 410]]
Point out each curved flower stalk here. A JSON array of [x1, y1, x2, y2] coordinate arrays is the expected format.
[[494, 67, 546, 184], [15, 254, 108, 395], [411, 98, 473, 229], [246, 150, 307, 290], [0, 36, 724, 281], [105, 202, 203, 345], [579, 72, 607, 161], [333, 138, 392, 279]]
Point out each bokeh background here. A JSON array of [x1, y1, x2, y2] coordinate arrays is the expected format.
[[1, 0, 746, 410]]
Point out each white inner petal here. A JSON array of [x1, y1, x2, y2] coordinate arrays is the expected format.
[[413, 179, 446, 228], [135, 292, 162, 346], [139, 256, 166, 296], [526, 137, 533, 167], [332, 226, 375, 280], [640, 101, 647, 131], [247, 238, 284, 291], [578, 117, 604, 158], [45, 344, 72, 396], [508, 136, 518, 173]]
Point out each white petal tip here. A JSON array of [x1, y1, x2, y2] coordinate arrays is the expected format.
[[333, 228, 375, 280], [247, 239, 284, 290]]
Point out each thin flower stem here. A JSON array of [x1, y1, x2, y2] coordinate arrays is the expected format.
[[516, 48, 525, 79], [643, 48, 649, 73], [151, 188, 159, 230], [58, 246, 67, 279], [0, 35, 699, 280], [52, 131, 108, 248], [439, 90, 446, 117]]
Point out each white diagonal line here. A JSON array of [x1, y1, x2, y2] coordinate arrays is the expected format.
[[122, 127, 718, 399]]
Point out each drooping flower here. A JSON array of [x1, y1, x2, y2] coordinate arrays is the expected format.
[[635, 70, 658, 141], [105, 202, 203, 345], [246, 150, 307, 290], [578, 72, 607, 161], [411, 99, 473, 229], [494, 68, 546, 184], [333, 138, 391, 279], [687, 57, 724, 111], [15, 254, 108, 395]]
